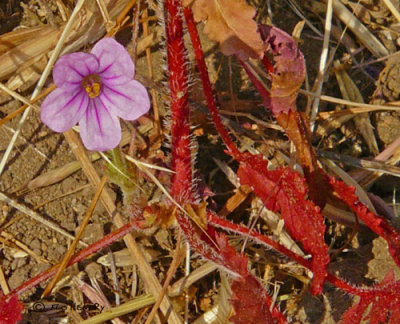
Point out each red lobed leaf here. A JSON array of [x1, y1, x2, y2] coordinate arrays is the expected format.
[[215, 233, 287, 324], [214, 232, 248, 276], [0, 294, 23, 324], [237, 155, 329, 295], [241, 27, 330, 208], [275, 111, 330, 208], [330, 176, 400, 267], [342, 271, 400, 324], [230, 275, 277, 324]]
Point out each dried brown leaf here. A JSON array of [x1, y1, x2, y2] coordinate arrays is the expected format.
[[185, 0, 266, 60]]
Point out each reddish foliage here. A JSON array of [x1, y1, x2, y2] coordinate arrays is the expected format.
[[275, 111, 330, 208], [168, 6, 287, 322], [237, 155, 329, 295], [230, 275, 277, 324], [330, 176, 400, 267], [215, 233, 287, 324], [214, 233, 248, 276], [0, 294, 23, 324], [241, 26, 329, 207], [342, 271, 400, 324]]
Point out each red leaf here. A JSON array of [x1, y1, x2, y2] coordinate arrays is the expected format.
[[215, 232, 248, 276], [275, 111, 330, 208], [237, 155, 329, 294], [230, 275, 276, 324], [215, 233, 287, 324], [342, 271, 400, 324], [330, 177, 400, 267], [0, 294, 23, 324]]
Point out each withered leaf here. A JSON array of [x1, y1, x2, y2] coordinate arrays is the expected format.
[[184, 0, 266, 60], [259, 25, 305, 114]]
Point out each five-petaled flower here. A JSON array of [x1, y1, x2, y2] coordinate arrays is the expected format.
[[41, 38, 150, 151]]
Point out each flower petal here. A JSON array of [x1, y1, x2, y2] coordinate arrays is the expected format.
[[41, 88, 89, 132], [53, 53, 99, 91], [79, 98, 121, 151], [91, 38, 135, 82], [100, 80, 150, 120]]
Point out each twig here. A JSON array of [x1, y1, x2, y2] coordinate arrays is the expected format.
[[310, 0, 333, 131], [96, 0, 115, 32], [41, 176, 107, 297], [168, 262, 217, 297], [0, 262, 9, 295], [0, 83, 41, 112], [301, 89, 400, 112], [0, 84, 55, 127], [318, 150, 400, 179], [144, 231, 184, 324], [80, 295, 155, 324], [106, 0, 138, 37], [62, 129, 182, 323], [33, 184, 91, 210], [329, 0, 389, 57], [382, 0, 400, 24], [142, 8, 161, 136], [108, 248, 121, 306], [184, 242, 190, 324]]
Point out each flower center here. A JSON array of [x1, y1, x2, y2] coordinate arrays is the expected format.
[[82, 74, 102, 99]]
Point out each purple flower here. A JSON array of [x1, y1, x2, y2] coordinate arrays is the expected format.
[[41, 38, 150, 151]]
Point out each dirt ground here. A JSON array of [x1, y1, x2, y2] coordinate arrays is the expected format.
[[1, 0, 400, 323]]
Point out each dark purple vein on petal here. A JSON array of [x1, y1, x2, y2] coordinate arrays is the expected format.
[[57, 90, 84, 113], [92, 99, 103, 137], [103, 84, 133, 101], [98, 62, 113, 74], [68, 65, 84, 77]]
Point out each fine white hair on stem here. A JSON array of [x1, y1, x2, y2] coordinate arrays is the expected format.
[[309, 0, 333, 132], [0, 0, 87, 176]]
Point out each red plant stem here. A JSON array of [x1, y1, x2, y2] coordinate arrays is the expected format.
[[240, 58, 271, 107], [183, 7, 242, 160], [330, 176, 400, 267], [165, 0, 194, 202], [3, 222, 134, 300], [209, 213, 399, 298], [164, 0, 229, 268], [174, 7, 289, 323]]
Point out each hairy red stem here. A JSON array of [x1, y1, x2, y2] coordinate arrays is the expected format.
[[183, 7, 242, 160], [182, 8, 287, 323], [209, 213, 400, 298], [165, 0, 194, 202]]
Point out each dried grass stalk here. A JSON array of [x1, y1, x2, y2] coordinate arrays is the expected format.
[[333, 60, 379, 155], [330, 0, 389, 57]]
